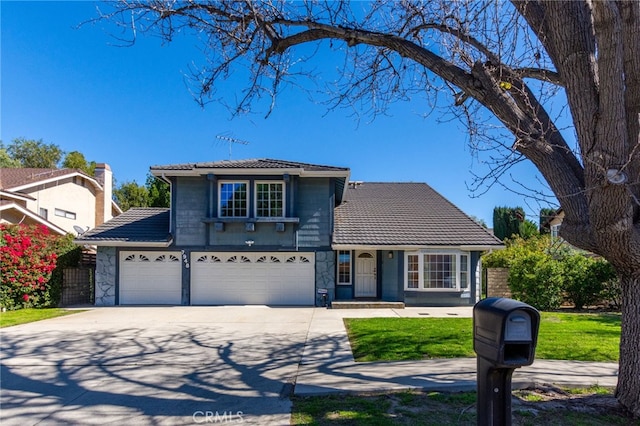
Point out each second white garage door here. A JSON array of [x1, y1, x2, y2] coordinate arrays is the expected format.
[[190, 252, 315, 305]]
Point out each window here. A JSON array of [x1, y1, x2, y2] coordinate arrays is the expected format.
[[551, 224, 561, 240], [219, 182, 248, 217], [39, 208, 48, 220], [407, 254, 419, 289], [405, 252, 470, 291], [460, 254, 469, 290], [337, 250, 351, 285], [54, 208, 76, 220], [255, 182, 284, 217]]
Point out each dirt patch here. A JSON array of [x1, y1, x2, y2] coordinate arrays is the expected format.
[[512, 385, 631, 420]]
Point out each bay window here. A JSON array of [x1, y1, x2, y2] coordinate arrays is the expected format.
[[405, 251, 471, 291]]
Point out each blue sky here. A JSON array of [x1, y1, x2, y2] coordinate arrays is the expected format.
[[1, 1, 556, 226]]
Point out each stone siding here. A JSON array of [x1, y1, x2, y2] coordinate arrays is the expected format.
[[95, 247, 116, 306], [315, 251, 335, 305]]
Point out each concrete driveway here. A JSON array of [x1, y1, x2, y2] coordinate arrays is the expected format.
[[0, 306, 315, 425]]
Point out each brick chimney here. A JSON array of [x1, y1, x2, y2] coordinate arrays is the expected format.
[[94, 163, 113, 226]]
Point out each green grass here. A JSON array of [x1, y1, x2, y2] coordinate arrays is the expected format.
[[344, 312, 620, 362], [292, 388, 635, 425], [0, 308, 83, 328]]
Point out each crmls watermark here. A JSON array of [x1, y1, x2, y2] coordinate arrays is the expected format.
[[192, 411, 244, 424]]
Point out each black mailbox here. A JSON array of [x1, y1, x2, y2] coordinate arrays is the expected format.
[[474, 297, 539, 367], [473, 297, 540, 426]]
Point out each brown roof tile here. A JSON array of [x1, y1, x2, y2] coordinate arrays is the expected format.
[[333, 182, 502, 247], [150, 158, 349, 172], [77, 208, 171, 243], [0, 168, 94, 189]]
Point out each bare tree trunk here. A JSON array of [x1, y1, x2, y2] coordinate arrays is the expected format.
[[616, 274, 640, 417]]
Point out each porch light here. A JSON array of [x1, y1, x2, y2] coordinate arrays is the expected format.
[[388, 251, 394, 259], [245, 240, 254, 247]]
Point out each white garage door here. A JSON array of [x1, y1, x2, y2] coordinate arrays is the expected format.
[[191, 252, 315, 305], [119, 251, 182, 304]]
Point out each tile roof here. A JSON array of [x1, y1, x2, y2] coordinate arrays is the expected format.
[[150, 158, 349, 172], [333, 182, 503, 247], [0, 168, 95, 189], [76, 208, 171, 244]]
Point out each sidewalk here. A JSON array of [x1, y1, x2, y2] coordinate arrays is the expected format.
[[294, 307, 619, 396]]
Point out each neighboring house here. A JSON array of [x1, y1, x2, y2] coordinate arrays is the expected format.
[[76, 159, 502, 307], [0, 164, 121, 235], [543, 208, 564, 241]]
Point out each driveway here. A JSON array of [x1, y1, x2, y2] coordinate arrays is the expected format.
[[0, 306, 315, 425]]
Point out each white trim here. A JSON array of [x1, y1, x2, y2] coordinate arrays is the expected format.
[[0, 203, 67, 235], [73, 239, 173, 247], [332, 244, 502, 251], [7, 171, 102, 192], [218, 180, 250, 218], [254, 180, 285, 218], [354, 250, 377, 297], [0, 190, 35, 202], [404, 250, 471, 292], [151, 168, 350, 178]]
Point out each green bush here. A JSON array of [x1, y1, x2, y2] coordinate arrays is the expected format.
[[508, 250, 564, 310], [560, 255, 618, 309], [483, 235, 618, 310]]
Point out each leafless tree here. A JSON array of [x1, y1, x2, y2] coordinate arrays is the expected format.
[[100, 0, 640, 416]]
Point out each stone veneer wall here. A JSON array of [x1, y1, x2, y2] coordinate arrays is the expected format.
[[486, 267, 511, 298], [315, 251, 335, 306], [95, 247, 116, 306]]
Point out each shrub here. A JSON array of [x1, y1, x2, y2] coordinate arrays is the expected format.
[[483, 235, 618, 310], [561, 255, 599, 309], [0, 224, 77, 310], [600, 275, 621, 310], [508, 250, 564, 310]]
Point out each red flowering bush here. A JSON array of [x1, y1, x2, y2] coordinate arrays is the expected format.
[[1, 224, 60, 309]]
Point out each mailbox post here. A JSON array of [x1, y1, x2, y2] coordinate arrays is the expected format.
[[473, 297, 540, 426]]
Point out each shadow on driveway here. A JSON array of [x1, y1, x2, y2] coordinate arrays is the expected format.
[[0, 310, 319, 425]]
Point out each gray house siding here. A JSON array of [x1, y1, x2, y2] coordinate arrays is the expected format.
[[174, 177, 208, 246], [295, 177, 333, 249], [171, 175, 333, 251], [381, 250, 402, 301]]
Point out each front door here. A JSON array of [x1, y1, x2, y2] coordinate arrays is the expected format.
[[355, 251, 377, 297]]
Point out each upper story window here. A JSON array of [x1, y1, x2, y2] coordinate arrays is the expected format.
[[219, 182, 248, 218], [405, 251, 470, 291], [54, 208, 76, 220], [550, 224, 561, 240], [255, 182, 284, 218]]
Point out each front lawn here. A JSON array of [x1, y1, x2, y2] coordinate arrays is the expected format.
[[344, 312, 620, 362], [292, 386, 633, 425], [0, 308, 82, 328]]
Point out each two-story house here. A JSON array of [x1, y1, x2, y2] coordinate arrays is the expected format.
[[77, 159, 502, 307], [0, 164, 121, 235]]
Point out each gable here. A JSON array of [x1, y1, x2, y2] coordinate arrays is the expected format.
[[333, 182, 503, 248]]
